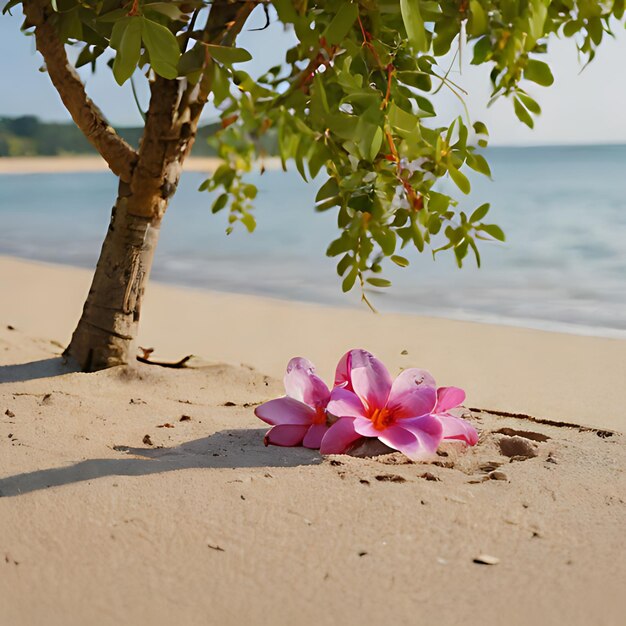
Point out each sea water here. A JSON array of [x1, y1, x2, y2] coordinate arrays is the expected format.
[[1, 145, 625, 337]]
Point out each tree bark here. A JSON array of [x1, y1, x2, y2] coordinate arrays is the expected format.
[[64, 180, 163, 371]]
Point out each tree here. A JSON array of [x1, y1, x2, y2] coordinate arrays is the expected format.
[[4, 0, 623, 371]]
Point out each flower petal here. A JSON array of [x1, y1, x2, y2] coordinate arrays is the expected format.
[[320, 417, 362, 455], [284, 357, 330, 408], [398, 414, 444, 459], [377, 425, 423, 459], [387, 368, 437, 419], [438, 414, 479, 445], [334, 350, 355, 391], [302, 423, 328, 449], [254, 397, 316, 426], [327, 387, 367, 419], [264, 424, 308, 447], [436, 386, 466, 413], [349, 349, 392, 412], [353, 416, 382, 438]]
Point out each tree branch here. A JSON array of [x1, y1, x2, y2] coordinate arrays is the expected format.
[[125, 0, 256, 218], [23, 0, 138, 182]]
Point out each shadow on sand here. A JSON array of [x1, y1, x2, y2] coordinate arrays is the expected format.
[[0, 428, 321, 498], [0, 357, 78, 384]]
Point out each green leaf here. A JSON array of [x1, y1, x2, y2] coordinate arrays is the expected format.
[[316, 197, 340, 212], [467, 152, 492, 177], [211, 63, 232, 105], [57, 7, 83, 40], [212, 164, 236, 190], [524, 59, 554, 86], [454, 240, 469, 268], [327, 235, 354, 257], [469, 238, 481, 268], [391, 255, 410, 267], [468, 0, 488, 35], [273, 0, 299, 23], [316, 177, 340, 203], [141, 18, 180, 79], [110, 17, 128, 50], [428, 191, 451, 214], [144, 2, 185, 20], [371, 227, 396, 256], [369, 126, 383, 161], [529, 0, 548, 41], [412, 221, 424, 252], [588, 17, 603, 45], [517, 92, 541, 114], [473, 120, 489, 147], [514, 97, 534, 129], [448, 162, 471, 195], [471, 36, 492, 64], [205, 44, 252, 65], [356, 119, 379, 162], [388, 102, 418, 137], [470, 203, 490, 223], [178, 47, 204, 77], [342, 266, 358, 292], [337, 253, 353, 277], [240, 213, 256, 233], [323, 3, 358, 45], [433, 18, 457, 55], [415, 95, 435, 117], [242, 184, 257, 200], [308, 143, 330, 179], [99, 9, 129, 23], [481, 224, 506, 241], [211, 193, 229, 213], [562, 20, 580, 38], [473, 121, 488, 135], [366, 277, 392, 288], [400, 0, 428, 53], [112, 18, 142, 85]]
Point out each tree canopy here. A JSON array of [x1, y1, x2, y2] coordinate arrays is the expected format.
[[6, 0, 624, 305]]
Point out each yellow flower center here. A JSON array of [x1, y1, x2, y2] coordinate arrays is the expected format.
[[369, 407, 394, 431]]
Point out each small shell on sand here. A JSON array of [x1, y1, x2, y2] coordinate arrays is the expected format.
[[489, 470, 508, 481], [473, 554, 500, 565]]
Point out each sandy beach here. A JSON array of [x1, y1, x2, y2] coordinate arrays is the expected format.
[[1, 254, 625, 625], [0, 155, 281, 175]]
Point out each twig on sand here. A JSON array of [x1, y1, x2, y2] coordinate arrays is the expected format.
[[136, 347, 193, 369]]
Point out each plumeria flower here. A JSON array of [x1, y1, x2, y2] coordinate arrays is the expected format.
[[433, 387, 479, 445], [254, 357, 330, 449], [321, 349, 443, 461]]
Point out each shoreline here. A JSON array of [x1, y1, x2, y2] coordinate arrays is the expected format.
[[0, 155, 282, 175], [2, 251, 625, 343], [2, 253, 625, 432]]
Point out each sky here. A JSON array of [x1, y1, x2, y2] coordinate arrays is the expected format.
[[1, 6, 625, 146]]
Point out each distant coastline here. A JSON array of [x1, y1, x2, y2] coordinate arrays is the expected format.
[[0, 115, 277, 160]]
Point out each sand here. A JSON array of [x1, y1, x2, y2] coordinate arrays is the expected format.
[[0, 156, 281, 175], [1, 255, 625, 626]]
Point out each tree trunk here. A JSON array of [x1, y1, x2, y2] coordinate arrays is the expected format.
[[28, 1, 256, 373], [64, 179, 163, 371]]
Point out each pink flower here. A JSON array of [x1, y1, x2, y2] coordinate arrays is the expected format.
[[433, 387, 479, 445], [254, 357, 330, 449], [320, 349, 443, 461]]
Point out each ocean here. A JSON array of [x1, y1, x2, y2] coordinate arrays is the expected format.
[[1, 145, 625, 338]]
